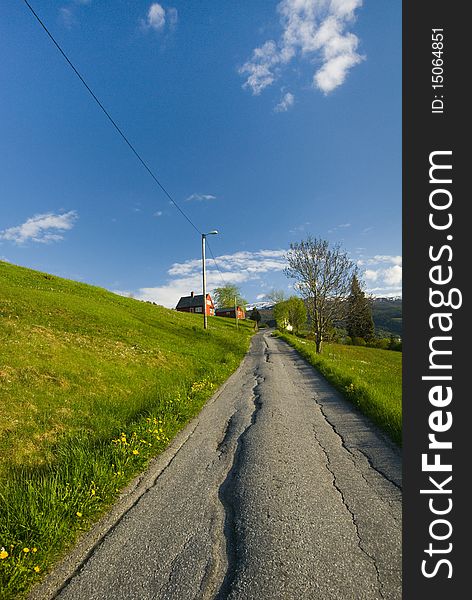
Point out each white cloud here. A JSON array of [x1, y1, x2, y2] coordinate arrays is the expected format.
[[143, 3, 178, 32], [147, 3, 165, 30], [59, 1, 92, 28], [364, 269, 378, 282], [373, 255, 402, 266], [239, 0, 363, 96], [274, 91, 295, 112], [383, 264, 402, 286], [185, 193, 217, 202], [59, 7, 76, 28], [0, 211, 78, 245], [359, 254, 402, 296], [358, 255, 402, 267], [328, 222, 351, 233], [153, 211, 163, 217], [289, 221, 311, 234], [166, 7, 178, 28], [122, 249, 287, 308]]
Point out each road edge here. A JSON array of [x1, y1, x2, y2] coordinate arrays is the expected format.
[[28, 332, 260, 600]]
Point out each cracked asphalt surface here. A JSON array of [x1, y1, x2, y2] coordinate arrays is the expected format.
[[37, 331, 401, 600]]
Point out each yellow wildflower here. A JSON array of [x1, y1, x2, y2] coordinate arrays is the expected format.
[[91, 489, 96, 496], [32, 547, 38, 553], [0, 548, 8, 560], [23, 547, 30, 553], [34, 566, 41, 573], [132, 449, 139, 455], [76, 512, 83, 518]]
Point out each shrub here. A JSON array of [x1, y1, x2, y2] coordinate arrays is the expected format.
[[352, 336, 366, 346], [373, 338, 390, 350]]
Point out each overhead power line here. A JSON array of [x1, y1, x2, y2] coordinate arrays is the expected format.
[[22, 0, 201, 236], [22, 0, 234, 293], [206, 241, 229, 288]]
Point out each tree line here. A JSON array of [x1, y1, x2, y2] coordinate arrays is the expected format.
[[214, 237, 398, 354]]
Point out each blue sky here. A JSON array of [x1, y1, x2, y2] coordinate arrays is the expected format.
[[1, 0, 401, 307]]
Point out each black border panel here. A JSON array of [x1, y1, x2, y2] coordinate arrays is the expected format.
[[403, 2, 468, 597]]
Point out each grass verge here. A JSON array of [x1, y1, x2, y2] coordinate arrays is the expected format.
[[274, 332, 402, 446], [0, 261, 253, 598]]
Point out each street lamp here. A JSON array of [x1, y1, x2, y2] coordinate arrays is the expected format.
[[201, 230, 218, 329]]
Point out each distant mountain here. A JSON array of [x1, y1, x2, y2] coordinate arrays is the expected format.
[[372, 297, 402, 337], [245, 301, 275, 311]]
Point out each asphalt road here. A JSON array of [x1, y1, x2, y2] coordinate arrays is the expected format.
[[35, 331, 402, 600]]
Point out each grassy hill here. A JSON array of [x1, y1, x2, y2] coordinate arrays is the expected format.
[[0, 261, 253, 598]]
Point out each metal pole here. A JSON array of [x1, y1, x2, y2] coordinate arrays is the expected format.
[[234, 296, 238, 329], [202, 234, 207, 329]]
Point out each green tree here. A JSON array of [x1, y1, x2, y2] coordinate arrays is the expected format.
[[346, 275, 375, 342], [285, 237, 356, 353], [213, 285, 246, 309], [286, 296, 307, 333], [273, 301, 289, 330]]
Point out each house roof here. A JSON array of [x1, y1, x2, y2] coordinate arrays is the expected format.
[[176, 294, 211, 309]]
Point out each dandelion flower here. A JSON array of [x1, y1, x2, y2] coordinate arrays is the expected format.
[[34, 566, 41, 573], [0, 548, 8, 560], [32, 547, 38, 553], [76, 512, 83, 518], [23, 547, 30, 553], [132, 449, 139, 455]]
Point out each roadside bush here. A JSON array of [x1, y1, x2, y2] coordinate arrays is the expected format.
[[344, 336, 352, 345], [352, 336, 366, 346], [368, 338, 390, 350]]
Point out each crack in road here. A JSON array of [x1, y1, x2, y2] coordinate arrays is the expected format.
[[41, 333, 401, 600], [314, 397, 402, 530], [160, 533, 196, 594], [316, 398, 402, 493], [216, 413, 238, 456], [214, 370, 264, 600], [312, 425, 385, 600]]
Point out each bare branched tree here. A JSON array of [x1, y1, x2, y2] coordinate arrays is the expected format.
[[285, 237, 356, 353], [265, 289, 287, 304]]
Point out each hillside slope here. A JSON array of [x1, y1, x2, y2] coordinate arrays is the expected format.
[[0, 261, 253, 598]]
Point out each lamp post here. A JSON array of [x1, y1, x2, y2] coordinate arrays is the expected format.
[[201, 230, 218, 329]]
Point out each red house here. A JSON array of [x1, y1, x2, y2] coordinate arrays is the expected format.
[[175, 291, 215, 316], [215, 306, 245, 320]]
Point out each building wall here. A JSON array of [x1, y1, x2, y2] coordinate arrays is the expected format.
[[176, 294, 214, 316], [215, 307, 245, 319]]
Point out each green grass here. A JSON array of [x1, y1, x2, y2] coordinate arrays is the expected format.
[[0, 261, 253, 598], [275, 332, 402, 446]]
